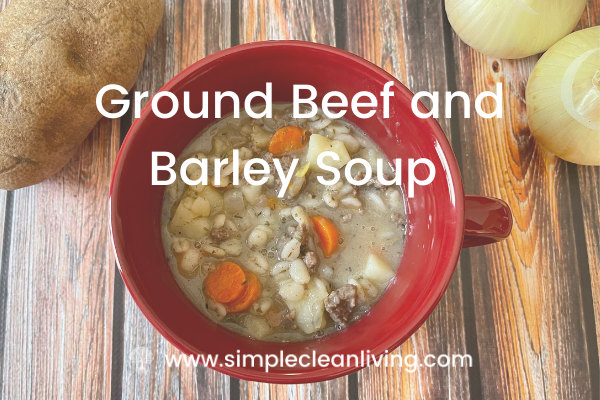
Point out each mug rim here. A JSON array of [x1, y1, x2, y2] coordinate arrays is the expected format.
[[110, 40, 465, 383]]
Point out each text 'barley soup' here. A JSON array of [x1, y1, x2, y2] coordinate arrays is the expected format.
[[161, 103, 406, 341]]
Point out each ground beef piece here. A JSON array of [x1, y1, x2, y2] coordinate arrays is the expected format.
[[278, 155, 293, 170], [390, 212, 406, 226], [353, 171, 366, 183], [209, 226, 230, 243], [353, 171, 393, 189], [324, 284, 357, 327], [302, 251, 319, 274], [281, 309, 297, 330], [262, 152, 274, 163], [263, 152, 295, 194]]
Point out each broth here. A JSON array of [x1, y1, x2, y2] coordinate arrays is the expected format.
[[161, 103, 406, 341]]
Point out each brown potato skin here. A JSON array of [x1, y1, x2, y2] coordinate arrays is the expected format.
[[0, 0, 163, 190]]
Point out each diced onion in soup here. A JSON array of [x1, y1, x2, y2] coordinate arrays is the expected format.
[[223, 189, 245, 215]]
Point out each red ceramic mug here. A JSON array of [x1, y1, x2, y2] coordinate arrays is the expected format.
[[110, 41, 512, 383]]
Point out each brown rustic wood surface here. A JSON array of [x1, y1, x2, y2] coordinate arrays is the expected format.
[[345, 1, 471, 399], [0, 0, 598, 399]]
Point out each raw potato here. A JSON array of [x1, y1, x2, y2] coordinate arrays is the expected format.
[[0, 0, 163, 189]]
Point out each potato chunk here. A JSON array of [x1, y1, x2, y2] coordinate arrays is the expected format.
[[0, 0, 163, 190], [191, 197, 211, 217], [200, 186, 224, 213], [363, 254, 395, 286], [306, 134, 350, 172]]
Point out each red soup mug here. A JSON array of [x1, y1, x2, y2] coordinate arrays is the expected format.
[[110, 41, 512, 383]]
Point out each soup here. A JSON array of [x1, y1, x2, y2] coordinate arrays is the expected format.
[[161, 104, 406, 341]]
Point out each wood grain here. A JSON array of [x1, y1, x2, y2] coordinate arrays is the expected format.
[[578, 165, 600, 358], [236, 1, 350, 398], [240, 379, 349, 400], [449, 7, 596, 399], [239, 0, 335, 44], [0, 1, 120, 398], [346, 1, 471, 399], [0, 0, 597, 399], [119, 1, 232, 399], [0, 118, 119, 400], [578, 0, 600, 367]]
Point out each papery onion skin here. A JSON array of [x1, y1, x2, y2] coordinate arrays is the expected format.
[[445, 0, 587, 59], [526, 27, 600, 166]]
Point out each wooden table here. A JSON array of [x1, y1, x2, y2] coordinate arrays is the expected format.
[[0, 0, 598, 399]]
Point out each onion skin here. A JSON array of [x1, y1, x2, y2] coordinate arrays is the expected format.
[[526, 27, 600, 166], [445, 0, 587, 59]]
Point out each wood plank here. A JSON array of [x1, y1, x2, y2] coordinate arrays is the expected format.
[[239, 0, 336, 44], [449, 4, 597, 398], [577, 0, 600, 367], [237, 1, 349, 398], [240, 379, 349, 400], [0, 2, 117, 399], [0, 117, 119, 400], [578, 165, 600, 358], [119, 1, 232, 399], [346, 1, 471, 399]]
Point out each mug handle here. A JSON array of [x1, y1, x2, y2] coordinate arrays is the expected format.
[[462, 195, 513, 248]]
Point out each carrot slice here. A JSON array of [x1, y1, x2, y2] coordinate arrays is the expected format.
[[225, 271, 262, 313], [266, 196, 278, 210], [310, 215, 340, 258], [204, 261, 247, 304], [268, 126, 307, 156]]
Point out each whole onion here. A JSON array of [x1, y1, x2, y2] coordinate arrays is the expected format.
[[445, 0, 587, 59], [526, 27, 600, 165]]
